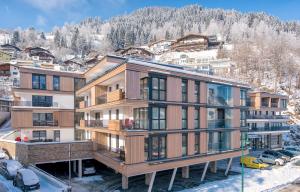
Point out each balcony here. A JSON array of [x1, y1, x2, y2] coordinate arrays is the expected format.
[[208, 96, 230, 106], [96, 144, 125, 162], [247, 115, 289, 120], [250, 126, 290, 132], [79, 101, 87, 109], [108, 120, 123, 131], [13, 101, 58, 107], [261, 101, 269, 107], [96, 94, 107, 105], [271, 103, 278, 108], [208, 119, 231, 129], [107, 89, 124, 103], [80, 120, 103, 128], [33, 120, 58, 126]]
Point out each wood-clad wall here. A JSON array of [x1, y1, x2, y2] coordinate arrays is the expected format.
[[188, 132, 195, 156], [233, 87, 240, 106], [200, 82, 207, 103], [46, 75, 53, 90], [200, 132, 207, 153], [125, 136, 145, 164], [200, 107, 207, 129], [167, 134, 182, 158], [167, 76, 181, 102], [232, 109, 240, 128], [231, 130, 241, 149], [187, 106, 194, 129], [11, 111, 33, 128], [167, 105, 181, 130], [20, 73, 32, 89], [60, 77, 74, 92], [58, 111, 74, 127], [125, 70, 140, 99]]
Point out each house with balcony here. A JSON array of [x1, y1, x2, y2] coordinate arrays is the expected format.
[[10, 66, 82, 142], [246, 91, 289, 150], [148, 39, 175, 55], [76, 55, 249, 190]]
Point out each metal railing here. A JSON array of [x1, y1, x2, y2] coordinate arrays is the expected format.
[[208, 119, 231, 128], [247, 115, 289, 119], [82, 120, 104, 128], [13, 101, 58, 107], [207, 96, 231, 106], [250, 126, 290, 132], [33, 120, 58, 126]]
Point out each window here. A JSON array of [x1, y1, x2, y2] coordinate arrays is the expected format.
[[182, 133, 188, 156], [266, 111, 268, 116], [195, 132, 200, 154], [195, 81, 200, 103], [116, 109, 119, 120], [33, 113, 54, 126], [54, 130, 60, 142], [133, 108, 148, 129], [109, 110, 112, 120], [182, 107, 187, 129], [240, 110, 247, 127], [32, 95, 53, 107], [148, 135, 166, 160], [32, 74, 46, 90], [151, 107, 166, 130], [53, 76, 60, 91], [194, 108, 200, 129], [32, 130, 46, 141], [240, 89, 247, 106], [281, 99, 287, 108], [182, 80, 188, 102], [116, 84, 119, 90], [109, 87, 112, 92], [151, 77, 166, 101], [144, 137, 149, 160], [140, 78, 148, 99]]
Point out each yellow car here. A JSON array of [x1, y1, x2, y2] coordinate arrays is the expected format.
[[240, 156, 270, 169]]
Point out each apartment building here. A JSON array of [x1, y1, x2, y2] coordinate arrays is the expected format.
[[247, 91, 289, 150], [76, 55, 249, 189], [11, 66, 82, 142]]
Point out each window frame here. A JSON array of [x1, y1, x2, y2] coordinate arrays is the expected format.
[[182, 79, 188, 102], [32, 74, 46, 90], [195, 132, 200, 154], [147, 134, 167, 161], [150, 76, 166, 101], [150, 106, 166, 130], [182, 107, 188, 129], [53, 75, 60, 91], [195, 81, 200, 103], [182, 133, 188, 156], [194, 108, 200, 129]]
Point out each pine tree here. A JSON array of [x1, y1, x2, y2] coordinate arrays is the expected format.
[[54, 30, 61, 47], [71, 28, 79, 53], [40, 32, 46, 40], [165, 30, 171, 40], [11, 31, 20, 45]]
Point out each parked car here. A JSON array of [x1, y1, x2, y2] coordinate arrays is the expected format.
[[284, 147, 300, 156], [263, 150, 290, 162], [13, 168, 40, 192], [276, 150, 295, 158], [259, 153, 285, 166], [240, 156, 270, 169], [0, 160, 23, 179], [83, 160, 96, 175]]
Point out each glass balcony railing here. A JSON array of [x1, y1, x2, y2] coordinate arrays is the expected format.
[[208, 119, 231, 128], [207, 96, 231, 106], [247, 115, 289, 119], [81, 120, 104, 128], [207, 143, 232, 153], [13, 101, 58, 107], [249, 126, 290, 132], [33, 120, 58, 126]]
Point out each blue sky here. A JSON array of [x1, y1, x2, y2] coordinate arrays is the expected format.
[[1, 0, 299, 31]]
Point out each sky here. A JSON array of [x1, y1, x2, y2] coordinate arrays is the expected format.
[[0, 0, 300, 31]]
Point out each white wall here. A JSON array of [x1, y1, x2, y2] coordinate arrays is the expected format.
[[20, 128, 74, 142]]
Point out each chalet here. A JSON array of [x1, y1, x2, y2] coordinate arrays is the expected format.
[[0, 44, 21, 59], [115, 47, 154, 60], [25, 47, 55, 63], [62, 57, 84, 71], [0, 51, 12, 62], [148, 39, 175, 54], [171, 34, 209, 52]]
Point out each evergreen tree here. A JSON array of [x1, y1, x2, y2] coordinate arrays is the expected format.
[[54, 30, 61, 47], [40, 32, 46, 40], [71, 28, 79, 53], [11, 31, 20, 45]]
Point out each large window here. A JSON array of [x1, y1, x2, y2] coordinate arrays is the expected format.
[[182, 80, 188, 102], [240, 89, 247, 106], [133, 108, 148, 129], [54, 130, 60, 142], [281, 99, 287, 108], [148, 135, 166, 160], [33, 113, 54, 126], [32, 130, 47, 141], [151, 77, 166, 101], [194, 108, 200, 129], [208, 131, 231, 153], [32, 74, 46, 90], [182, 133, 188, 156], [207, 83, 232, 106], [195, 81, 200, 103], [240, 110, 247, 127], [182, 107, 187, 129], [195, 132, 200, 154], [151, 107, 166, 130], [140, 78, 148, 100], [32, 95, 53, 107], [53, 76, 60, 91]]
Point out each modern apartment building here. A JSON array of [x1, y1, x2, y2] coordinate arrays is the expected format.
[[76, 55, 249, 189], [11, 66, 82, 142], [247, 91, 289, 150]]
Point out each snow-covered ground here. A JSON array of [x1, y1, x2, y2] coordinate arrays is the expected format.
[[181, 160, 300, 192]]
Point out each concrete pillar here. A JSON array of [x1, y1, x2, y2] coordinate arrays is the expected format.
[[182, 166, 189, 179], [78, 159, 82, 178], [210, 161, 217, 173], [122, 175, 128, 190], [145, 173, 152, 185]]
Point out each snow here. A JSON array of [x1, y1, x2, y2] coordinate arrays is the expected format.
[[73, 175, 103, 184], [5, 160, 22, 176], [181, 161, 300, 192], [18, 168, 39, 186]]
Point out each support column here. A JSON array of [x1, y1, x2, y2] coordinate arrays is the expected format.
[[201, 162, 210, 182], [147, 171, 156, 192], [145, 173, 152, 185], [122, 175, 128, 190], [78, 159, 82, 178], [225, 158, 233, 176], [210, 161, 217, 173], [73, 161, 77, 173], [168, 168, 177, 191], [182, 166, 189, 179]]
